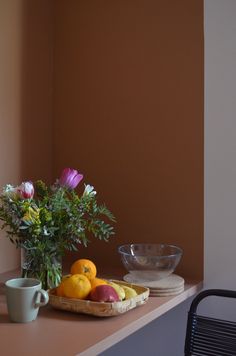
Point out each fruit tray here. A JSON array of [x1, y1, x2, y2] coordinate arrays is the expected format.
[[48, 280, 149, 317]]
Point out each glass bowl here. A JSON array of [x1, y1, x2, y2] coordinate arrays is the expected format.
[[118, 243, 183, 281]]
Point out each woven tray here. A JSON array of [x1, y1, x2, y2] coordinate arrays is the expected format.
[[48, 280, 149, 317]]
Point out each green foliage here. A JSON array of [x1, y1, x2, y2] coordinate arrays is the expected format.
[[0, 181, 116, 257]]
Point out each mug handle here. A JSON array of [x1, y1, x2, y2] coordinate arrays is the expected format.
[[35, 289, 49, 307]]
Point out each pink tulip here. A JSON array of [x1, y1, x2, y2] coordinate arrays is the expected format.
[[18, 182, 34, 199], [59, 168, 83, 189]]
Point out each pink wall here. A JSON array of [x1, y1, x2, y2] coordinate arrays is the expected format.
[[0, 0, 53, 272]]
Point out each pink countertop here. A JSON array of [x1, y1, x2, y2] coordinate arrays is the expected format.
[[0, 270, 202, 356]]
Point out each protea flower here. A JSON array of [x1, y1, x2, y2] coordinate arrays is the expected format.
[[59, 168, 83, 189], [18, 182, 34, 199]]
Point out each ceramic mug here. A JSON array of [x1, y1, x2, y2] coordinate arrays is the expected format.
[[5, 277, 49, 323]]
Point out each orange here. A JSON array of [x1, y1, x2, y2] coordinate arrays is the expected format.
[[70, 258, 97, 280], [90, 277, 108, 291], [63, 274, 91, 299], [56, 274, 71, 297]]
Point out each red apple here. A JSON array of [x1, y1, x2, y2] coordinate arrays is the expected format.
[[89, 285, 119, 302]]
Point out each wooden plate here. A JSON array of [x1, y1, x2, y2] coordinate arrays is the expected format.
[[48, 280, 149, 317]]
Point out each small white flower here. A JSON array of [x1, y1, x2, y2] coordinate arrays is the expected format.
[[2, 184, 19, 200], [43, 226, 50, 236], [83, 184, 96, 196]]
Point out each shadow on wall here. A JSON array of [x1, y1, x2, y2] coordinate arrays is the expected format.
[[0, 0, 54, 273]]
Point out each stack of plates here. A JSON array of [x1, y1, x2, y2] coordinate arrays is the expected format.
[[123, 273, 185, 297]]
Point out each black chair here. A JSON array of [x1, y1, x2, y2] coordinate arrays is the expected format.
[[185, 289, 236, 356]]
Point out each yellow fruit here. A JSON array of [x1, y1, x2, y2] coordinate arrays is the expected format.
[[107, 281, 125, 300], [56, 274, 71, 297], [122, 285, 138, 299], [90, 277, 108, 291], [70, 259, 97, 280], [63, 274, 91, 299]]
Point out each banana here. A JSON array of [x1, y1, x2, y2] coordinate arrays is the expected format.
[[121, 285, 138, 299], [108, 281, 125, 301]]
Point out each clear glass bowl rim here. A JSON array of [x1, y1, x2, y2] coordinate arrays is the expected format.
[[118, 243, 183, 259]]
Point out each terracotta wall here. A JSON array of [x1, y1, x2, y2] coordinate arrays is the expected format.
[[0, 0, 203, 279], [53, 1, 204, 279], [0, 0, 53, 272]]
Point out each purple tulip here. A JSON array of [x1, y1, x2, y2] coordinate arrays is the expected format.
[[18, 182, 34, 199], [59, 168, 83, 189]]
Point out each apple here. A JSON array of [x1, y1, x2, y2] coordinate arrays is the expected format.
[[89, 285, 119, 302]]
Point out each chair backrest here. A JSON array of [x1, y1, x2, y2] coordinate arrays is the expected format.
[[184, 289, 236, 356]]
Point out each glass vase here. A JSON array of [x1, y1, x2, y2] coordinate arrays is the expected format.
[[21, 248, 62, 290]]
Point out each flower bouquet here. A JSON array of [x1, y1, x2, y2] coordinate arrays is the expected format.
[[0, 168, 115, 289]]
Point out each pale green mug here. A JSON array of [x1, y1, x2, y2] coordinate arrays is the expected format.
[[5, 278, 49, 323]]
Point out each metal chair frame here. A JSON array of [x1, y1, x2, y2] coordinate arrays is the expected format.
[[185, 289, 236, 356]]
